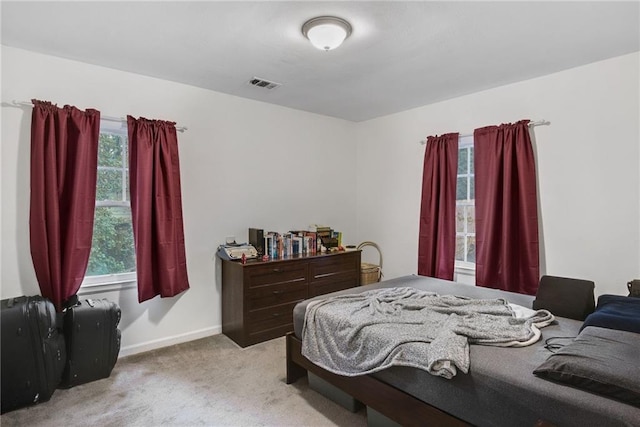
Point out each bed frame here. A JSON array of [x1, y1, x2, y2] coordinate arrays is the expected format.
[[286, 333, 557, 427], [285, 332, 469, 427]]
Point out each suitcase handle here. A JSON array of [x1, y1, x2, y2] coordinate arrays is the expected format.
[[63, 294, 81, 310]]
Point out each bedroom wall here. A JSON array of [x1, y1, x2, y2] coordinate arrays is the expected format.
[[355, 52, 640, 297], [1, 46, 357, 356], [2, 46, 638, 357]]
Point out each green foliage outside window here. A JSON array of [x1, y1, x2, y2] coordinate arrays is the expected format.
[[86, 207, 135, 275], [456, 145, 475, 264], [86, 131, 136, 277]]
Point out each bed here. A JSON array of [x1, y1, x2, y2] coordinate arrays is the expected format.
[[285, 275, 640, 427]]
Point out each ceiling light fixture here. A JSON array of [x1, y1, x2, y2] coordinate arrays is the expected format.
[[302, 16, 352, 51]]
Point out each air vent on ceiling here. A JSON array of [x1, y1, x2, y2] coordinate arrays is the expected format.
[[248, 77, 281, 90]]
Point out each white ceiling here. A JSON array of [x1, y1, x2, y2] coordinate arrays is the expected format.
[[2, 1, 639, 122]]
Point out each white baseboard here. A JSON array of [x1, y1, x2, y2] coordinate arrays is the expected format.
[[118, 326, 221, 358]]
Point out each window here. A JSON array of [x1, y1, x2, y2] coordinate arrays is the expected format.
[[455, 136, 475, 268], [83, 122, 136, 286]]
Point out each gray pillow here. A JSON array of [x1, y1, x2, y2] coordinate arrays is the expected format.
[[533, 326, 640, 407], [532, 275, 595, 320]]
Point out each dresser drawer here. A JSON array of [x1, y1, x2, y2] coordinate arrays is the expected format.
[[247, 301, 300, 333], [309, 252, 359, 297], [221, 251, 360, 347], [309, 278, 358, 297], [247, 282, 307, 311], [310, 253, 359, 283], [245, 263, 308, 288], [309, 252, 359, 278]]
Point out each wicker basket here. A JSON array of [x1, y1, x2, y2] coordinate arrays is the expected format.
[[357, 241, 383, 285]]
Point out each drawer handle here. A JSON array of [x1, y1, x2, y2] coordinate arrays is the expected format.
[[272, 268, 282, 273], [272, 290, 283, 295], [272, 313, 281, 317], [315, 272, 337, 279]]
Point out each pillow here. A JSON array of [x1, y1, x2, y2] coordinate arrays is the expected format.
[[533, 326, 640, 407], [581, 294, 640, 334], [532, 275, 595, 321]]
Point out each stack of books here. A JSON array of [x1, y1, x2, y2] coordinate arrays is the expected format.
[[310, 224, 342, 250], [256, 225, 343, 259], [264, 230, 319, 259]]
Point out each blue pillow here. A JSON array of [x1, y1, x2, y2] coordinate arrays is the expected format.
[[581, 294, 640, 334]]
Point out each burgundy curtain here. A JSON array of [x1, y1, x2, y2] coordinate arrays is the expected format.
[[417, 133, 459, 280], [474, 120, 539, 295], [29, 100, 100, 311], [127, 116, 190, 303]]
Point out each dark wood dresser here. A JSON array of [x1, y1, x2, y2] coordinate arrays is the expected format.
[[221, 250, 361, 347]]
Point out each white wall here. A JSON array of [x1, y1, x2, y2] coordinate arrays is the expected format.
[[1, 46, 357, 355], [356, 52, 640, 297], [3, 46, 639, 356]]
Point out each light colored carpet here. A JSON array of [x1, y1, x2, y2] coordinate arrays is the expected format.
[[1, 334, 368, 426]]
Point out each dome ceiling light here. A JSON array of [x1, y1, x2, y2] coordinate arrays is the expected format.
[[302, 16, 352, 51]]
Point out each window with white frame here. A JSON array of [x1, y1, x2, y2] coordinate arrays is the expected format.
[[83, 122, 136, 286], [455, 136, 475, 268]]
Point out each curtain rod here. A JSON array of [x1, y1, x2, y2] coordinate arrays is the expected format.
[[9, 101, 188, 133], [420, 119, 549, 145]]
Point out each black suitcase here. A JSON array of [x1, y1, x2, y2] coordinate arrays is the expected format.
[[60, 298, 121, 388], [1, 296, 66, 413]]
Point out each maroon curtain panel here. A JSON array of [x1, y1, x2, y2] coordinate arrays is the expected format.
[[417, 133, 459, 280], [29, 99, 100, 311], [474, 120, 539, 295], [127, 116, 190, 303]]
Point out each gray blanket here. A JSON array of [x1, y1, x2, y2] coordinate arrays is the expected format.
[[301, 287, 554, 379]]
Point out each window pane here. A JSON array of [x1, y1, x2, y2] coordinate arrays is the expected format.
[[456, 205, 465, 233], [98, 133, 124, 167], [86, 206, 135, 276], [455, 142, 476, 267], [457, 177, 467, 200], [458, 147, 468, 174], [97, 169, 124, 201], [125, 173, 130, 203], [466, 236, 476, 263], [467, 205, 475, 233], [455, 236, 465, 261]]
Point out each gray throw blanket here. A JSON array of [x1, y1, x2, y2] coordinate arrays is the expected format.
[[302, 287, 554, 379]]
